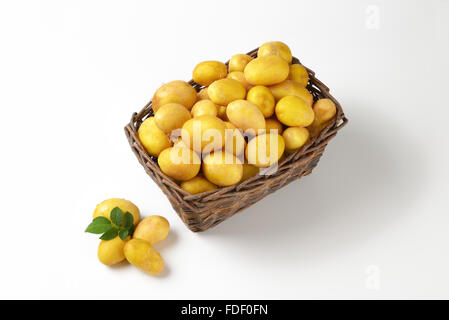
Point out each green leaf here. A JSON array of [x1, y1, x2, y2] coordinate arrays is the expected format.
[[123, 212, 134, 229], [110, 207, 123, 226], [100, 227, 118, 240], [92, 216, 111, 225], [119, 229, 129, 240], [85, 219, 113, 234]]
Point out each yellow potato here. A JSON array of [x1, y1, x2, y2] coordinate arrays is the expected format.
[[191, 100, 218, 118], [245, 133, 285, 168], [197, 87, 209, 100], [269, 80, 314, 106], [157, 147, 201, 181], [265, 117, 284, 134], [258, 41, 292, 63], [241, 163, 259, 182], [226, 100, 266, 135], [275, 96, 315, 127], [180, 174, 218, 194], [181, 115, 226, 153], [312, 98, 337, 124], [308, 119, 333, 137], [202, 151, 243, 186], [217, 105, 228, 121], [133, 216, 170, 245], [288, 64, 309, 87], [246, 86, 275, 118], [224, 121, 246, 156], [93, 198, 140, 226], [229, 54, 253, 72], [193, 61, 228, 86], [98, 236, 128, 266], [226, 71, 252, 90], [208, 78, 246, 105], [282, 127, 309, 151], [138, 117, 172, 157], [152, 80, 197, 112], [154, 103, 191, 134], [124, 239, 164, 275], [244, 55, 289, 86]]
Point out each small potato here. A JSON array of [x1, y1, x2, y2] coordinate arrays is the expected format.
[[181, 115, 226, 153], [133, 216, 170, 245], [152, 80, 197, 112], [193, 61, 228, 86], [282, 127, 309, 152], [180, 174, 218, 194], [229, 54, 253, 72], [217, 105, 228, 121], [246, 86, 275, 118], [98, 236, 128, 266], [158, 147, 201, 181], [124, 239, 164, 275], [191, 100, 218, 118], [93, 198, 140, 226], [275, 96, 315, 127], [265, 117, 284, 135], [197, 87, 209, 101], [246, 133, 285, 168], [244, 55, 289, 86], [224, 121, 246, 156], [288, 64, 309, 87], [241, 162, 259, 182], [138, 117, 172, 157], [202, 151, 243, 186], [257, 41, 292, 63], [154, 103, 191, 134], [227, 71, 252, 90], [269, 80, 314, 106], [208, 78, 246, 105], [312, 98, 337, 124], [226, 100, 266, 135], [308, 119, 333, 137]]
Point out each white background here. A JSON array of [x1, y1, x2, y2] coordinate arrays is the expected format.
[[0, 0, 448, 299]]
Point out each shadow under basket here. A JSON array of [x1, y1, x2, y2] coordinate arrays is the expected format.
[[125, 48, 348, 232]]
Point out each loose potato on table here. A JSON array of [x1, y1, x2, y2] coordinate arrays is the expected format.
[[181, 115, 226, 153], [138, 117, 172, 158], [275, 96, 315, 127], [226, 99, 266, 135], [228, 54, 253, 72], [244, 55, 289, 86], [152, 80, 197, 112], [154, 103, 191, 134], [208, 78, 246, 105], [124, 239, 164, 275], [202, 151, 243, 187], [158, 147, 201, 181], [193, 61, 228, 86], [246, 133, 285, 168], [133, 216, 170, 245], [246, 85, 275, 118], [93, 198, 140, 226], [258, 41, 292, 64], [98, 236, 128, 266]]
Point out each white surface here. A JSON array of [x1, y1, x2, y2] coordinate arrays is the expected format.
[[0, 0, 448, 299]]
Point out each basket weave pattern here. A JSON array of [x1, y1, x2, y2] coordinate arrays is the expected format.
[[125, 48, 348, 232]]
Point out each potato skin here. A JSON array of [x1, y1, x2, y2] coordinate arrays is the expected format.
[[193, 61, 228, 86], [275, 96, 315, 127], [258, 41, 292, 63], [181, 115, 226, 153], [224, 121, 246, 156], [241, 163, 259, 182], [282, 127, 309, 151], [202, 151, 243, 187], [244, 55, 289, 86], [227, 71, 252, 90], [138, 117, 172, 157], [229, 54, 253, 72], [157, 147, 201, 181], [226, 100, 266, 135], [152, 80, 197, 112], [269, 80, 314, 106], [191, 100, 218, 118], [208, 78, 246, 105], [265, 117, 284, 135], [246, 86, 275, 118], [180, 175, 218, 194], [93, 198, 140, 226], [245, 133, 285, 168], [98, 236, 128, 266], [124, 239, 164, 275], [288, 64, 309, 87], [133, 216, 170, 245], [312, 98, 337, 124], [197, 87, 209, 101], [154, 103, 192, 134]]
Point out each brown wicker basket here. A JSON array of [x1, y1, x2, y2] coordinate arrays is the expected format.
[[125, 48, 348, 232]]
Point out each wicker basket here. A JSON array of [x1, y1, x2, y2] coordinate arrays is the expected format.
[[124, 48, 348, 232]]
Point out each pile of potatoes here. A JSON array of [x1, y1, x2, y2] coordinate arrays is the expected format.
[[138, 41, 337, 194], [94, 198, 169, 276]]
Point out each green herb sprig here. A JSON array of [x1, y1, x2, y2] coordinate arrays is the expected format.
[[85, 207, 134, 240]]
